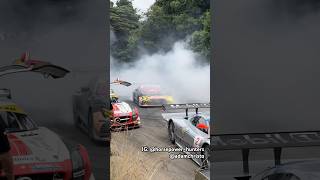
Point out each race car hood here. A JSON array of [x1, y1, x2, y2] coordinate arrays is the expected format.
[[8, 127, 70, 165], [112, 102, 133, 116]]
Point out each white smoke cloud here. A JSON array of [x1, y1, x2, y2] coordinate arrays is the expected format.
[[110, 28, 117, 45], [110, 41, 210, 104]]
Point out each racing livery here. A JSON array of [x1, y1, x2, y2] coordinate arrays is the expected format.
[[0, 54, 93, 179], [0, 92, 94, 180], [133, 85, 174, 107], [162, 103, 210, 168], [110, 79, 140, 130], [110, 100, 140, 130]]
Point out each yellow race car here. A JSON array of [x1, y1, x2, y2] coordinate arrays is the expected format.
[[132, 85, 174, 107], [110, 88, 119, 102]]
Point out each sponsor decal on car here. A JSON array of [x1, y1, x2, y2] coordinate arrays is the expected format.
[[13, 155, 35, 163], [193, 136, 203, 148], [0, 104, 26, 114], [31, 164, 63, 171]]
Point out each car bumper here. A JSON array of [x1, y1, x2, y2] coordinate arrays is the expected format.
[[139, 98, 171, 107], [110, 120, 140, 130]]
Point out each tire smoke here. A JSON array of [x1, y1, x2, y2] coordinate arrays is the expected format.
[[111, 40, 210, 104]]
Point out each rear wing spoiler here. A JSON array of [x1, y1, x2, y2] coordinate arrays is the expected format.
[[212, 131, 320, 179], [0, 52, 70, 79], [110, 78, 132, 87], [162, 103, 210, 117]]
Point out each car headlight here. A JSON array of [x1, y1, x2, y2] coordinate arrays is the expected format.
[[70, 148, 85, 179], [132, 111, 137, 120], [132, 107, 139, 120]]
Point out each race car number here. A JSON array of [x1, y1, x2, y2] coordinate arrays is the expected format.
[[193, 136, 203, 148]]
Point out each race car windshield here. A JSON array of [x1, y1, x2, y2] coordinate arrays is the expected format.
[[191, 116, 210, 134], [0, 111, 37, 132], [141, 88, 163, 95]]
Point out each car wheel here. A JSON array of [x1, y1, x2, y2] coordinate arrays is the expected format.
[[168, 122, 175, 144], [202, 144, 210, 169]]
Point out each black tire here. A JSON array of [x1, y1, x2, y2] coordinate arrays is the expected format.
[[168, 121, 175, 144], [202, 144, 210, 169]]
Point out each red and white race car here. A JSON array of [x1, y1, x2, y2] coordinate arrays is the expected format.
[[110, 100, 140, 130], [0, 53, 94, 179], [110, 79, 140, 130], [0, 91, 94, 180]]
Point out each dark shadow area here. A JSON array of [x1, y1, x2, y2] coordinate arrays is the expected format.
[[213, 0, 320, 179], [0, 0, 109, 179]]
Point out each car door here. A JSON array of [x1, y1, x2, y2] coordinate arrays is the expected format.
[[173, 119, 188, 147], [183, 116, 208, 149], [181, 116, 200, 148]]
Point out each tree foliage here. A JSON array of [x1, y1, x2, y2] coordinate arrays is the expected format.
[[110, 0, 211, 63], [110, 0, 140, 63]]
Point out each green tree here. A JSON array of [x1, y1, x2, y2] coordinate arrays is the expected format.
[[138, 0, 210, 57], [110, 0, 211, 62], [110, 0, 140, 63], [190, 10, 211, 60]]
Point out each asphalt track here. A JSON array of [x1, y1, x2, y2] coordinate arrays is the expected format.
[[111, 101, 199, 180], [23, 102, 320, 180]]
